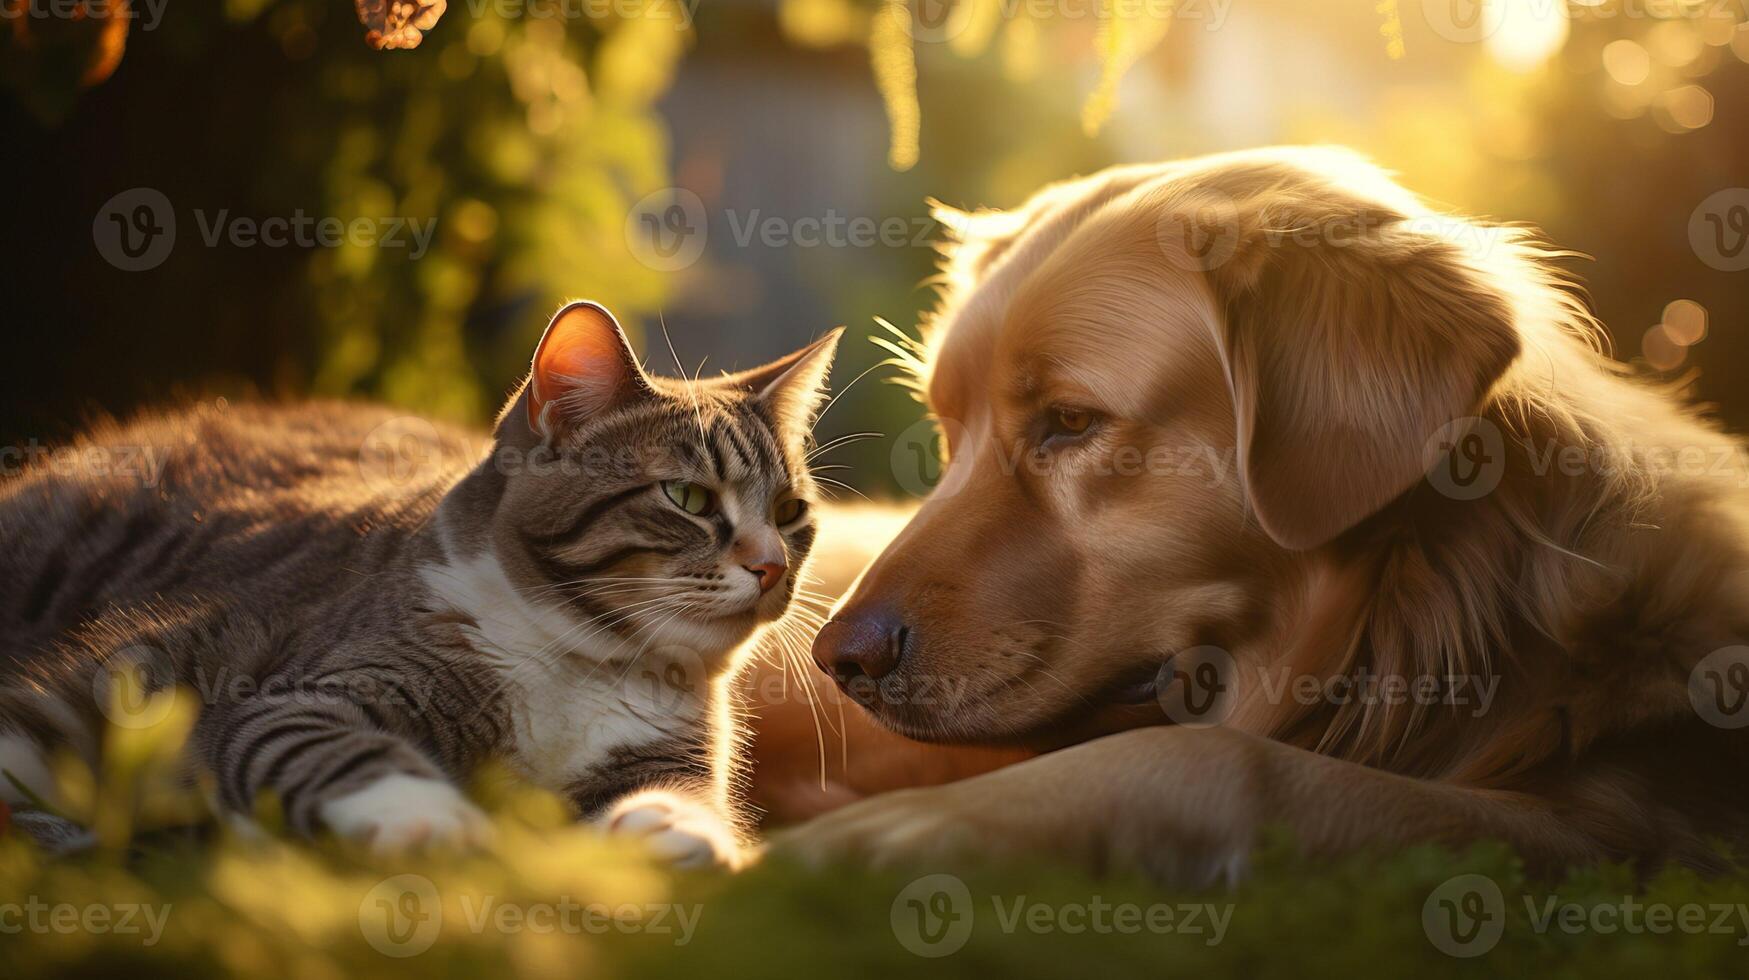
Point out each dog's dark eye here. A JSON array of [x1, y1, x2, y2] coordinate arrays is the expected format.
[[1043, 406, 1099, 443]]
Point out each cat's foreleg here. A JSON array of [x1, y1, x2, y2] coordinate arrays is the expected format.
[[601, 788, 747, 870], [565, 742, 746, 870], [198, 694, 492, 854]]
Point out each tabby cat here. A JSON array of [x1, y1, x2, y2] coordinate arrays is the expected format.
[[0, 301, 840, 866]]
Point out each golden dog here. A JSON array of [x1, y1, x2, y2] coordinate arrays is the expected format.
[[756, 146, 1749, 883]]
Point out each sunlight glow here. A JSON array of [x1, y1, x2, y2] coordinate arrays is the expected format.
[[1485, 0, 1570, 73]]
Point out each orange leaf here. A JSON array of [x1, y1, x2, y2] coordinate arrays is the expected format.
[[355, 0, 447, 50]]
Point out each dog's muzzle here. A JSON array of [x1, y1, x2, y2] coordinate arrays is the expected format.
[[811, 605, 910, 691]]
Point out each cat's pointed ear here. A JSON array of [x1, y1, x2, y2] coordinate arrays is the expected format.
[[724, 328, 843, 444], [524, 301, 651, 440]]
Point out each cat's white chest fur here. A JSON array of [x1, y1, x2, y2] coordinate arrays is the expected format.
[[417, 549, 702, 790]]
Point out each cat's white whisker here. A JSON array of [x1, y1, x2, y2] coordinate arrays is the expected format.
[[804, 430, 883, 461]]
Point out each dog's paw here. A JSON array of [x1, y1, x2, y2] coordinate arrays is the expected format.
[[775, 728, 1260, 887], [320, 774, 495, 856], [602, 791, 744, 871], [774, 785, 990, 871]]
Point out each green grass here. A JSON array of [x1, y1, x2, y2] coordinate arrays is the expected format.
[[6, 683, 1749, 977], [9, 808, 1749, 977]]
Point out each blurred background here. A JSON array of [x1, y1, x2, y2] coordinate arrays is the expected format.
[[3, 0, 1747, 495]]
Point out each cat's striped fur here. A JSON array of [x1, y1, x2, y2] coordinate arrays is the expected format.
[[0, 302, 839, 858]]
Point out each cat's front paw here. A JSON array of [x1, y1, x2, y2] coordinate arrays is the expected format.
[[602, 791, 744, 871], [320, 774, 495, 856]]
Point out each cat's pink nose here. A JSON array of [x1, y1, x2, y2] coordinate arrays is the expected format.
[[744, 562, 786, 593]]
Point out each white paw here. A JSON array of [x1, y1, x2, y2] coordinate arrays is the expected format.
[[320, 774, 494, 856], [602, 791, 743, 871]]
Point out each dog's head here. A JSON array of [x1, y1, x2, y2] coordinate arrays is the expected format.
[[812, 147, 1532, 744]]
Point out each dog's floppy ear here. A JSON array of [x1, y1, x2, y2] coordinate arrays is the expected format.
[[1202, 196, 1521, 550]]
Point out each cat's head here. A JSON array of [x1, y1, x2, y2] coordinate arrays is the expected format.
[[487, 301, 841, 660]]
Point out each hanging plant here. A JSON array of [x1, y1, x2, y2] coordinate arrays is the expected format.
[[0, 0, 130, 121]]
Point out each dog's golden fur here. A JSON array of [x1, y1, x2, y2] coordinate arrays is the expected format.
[[761, 146, 1749, 881]]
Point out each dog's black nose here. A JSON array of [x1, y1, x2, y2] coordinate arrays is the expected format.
[[812, 607, 908, 686]]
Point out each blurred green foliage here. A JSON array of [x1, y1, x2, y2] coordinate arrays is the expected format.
[[10, 1, 1746, 492]]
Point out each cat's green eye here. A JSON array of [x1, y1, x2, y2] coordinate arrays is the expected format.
[[661, 480, 715, 516], [773, 496, 805, 525]]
